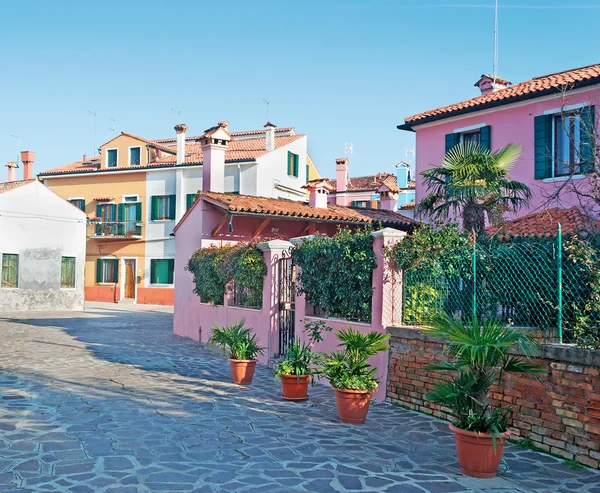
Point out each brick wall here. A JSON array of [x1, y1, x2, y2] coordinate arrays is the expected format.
[[387, 327, 600, 469]]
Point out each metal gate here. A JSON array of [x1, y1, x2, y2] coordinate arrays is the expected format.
[[278, 249, 295, 354]]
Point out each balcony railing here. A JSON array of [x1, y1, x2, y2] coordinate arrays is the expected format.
[[87, 220, 143, 239]]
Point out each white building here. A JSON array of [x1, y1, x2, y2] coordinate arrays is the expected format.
[[0, 178, 86, 311]]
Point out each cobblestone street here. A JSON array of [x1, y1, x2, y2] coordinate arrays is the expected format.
[[0, 303, 598, 492]]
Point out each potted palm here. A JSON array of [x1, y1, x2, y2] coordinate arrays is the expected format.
[[423, 313, 546, 478], [319, 328, 390, 424], [207, 320, 265, 385], [274, 339, 314, 401]]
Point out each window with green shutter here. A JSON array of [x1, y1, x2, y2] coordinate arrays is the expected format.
[[534, 114, 553, 179], [61, 257, 76, 288], [96, 258, 118, 283], [287, 152, 299, 177], [129, 147, 141, 166], [186, 193, 197, 211], [150, 259, 174, 285], [151, 195, 176, 220], [1, 254, 18, 288], [107, 149, 118, 168], [579, 105, 595, 174], [69, 199, 85, 211], [445, 133, 460, 153]]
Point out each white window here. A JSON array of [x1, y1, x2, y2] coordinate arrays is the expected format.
[[553, 111, 582, 177]]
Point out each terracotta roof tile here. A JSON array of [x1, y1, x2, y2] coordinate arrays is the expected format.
[[487, 206, 599, 238], [154, 127, 295, 144], [400, 199, 416, 210], [0, 179, 36, 194], [328, 173, 415, 193], [402, 63, 600, 127], [198, 191, 418, 228]]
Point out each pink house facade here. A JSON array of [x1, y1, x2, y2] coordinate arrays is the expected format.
[[398, 64, 600, 219]]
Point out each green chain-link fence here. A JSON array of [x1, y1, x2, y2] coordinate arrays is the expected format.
[[402, 225, 600, 347]]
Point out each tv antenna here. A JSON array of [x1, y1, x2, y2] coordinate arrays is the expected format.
[[405, 146, 415, 164], [109, 117, 115, 133], [344, 143, 353, 156], [171, 108, 181, 123], [88, 110, 97, 154], [263, 99, 270, 121], [10, 134, 20, 167], [493, 0, 499, 82]]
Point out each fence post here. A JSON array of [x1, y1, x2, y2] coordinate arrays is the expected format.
[[472, 231, 477, 319], [557, 222, 563, 344]]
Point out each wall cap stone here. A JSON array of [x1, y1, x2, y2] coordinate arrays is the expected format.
[[256, 239, 294, 252], [371, 228, 406, 239], [289, 235, 319, 246]]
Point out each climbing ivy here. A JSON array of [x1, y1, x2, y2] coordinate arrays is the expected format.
[[292, 228, 376, 322], [186, 243, 267, 306]]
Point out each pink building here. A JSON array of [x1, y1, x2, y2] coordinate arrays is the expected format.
[[398, 63, 600, 219]]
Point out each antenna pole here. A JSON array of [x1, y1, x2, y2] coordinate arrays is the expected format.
[[109, 117, 115, 133], [171, 108, 181, 123], [493, 0, 499, 82], [263, 99, 270, 121], [10, 134, 20, 167], [88, 111, 97, 154]]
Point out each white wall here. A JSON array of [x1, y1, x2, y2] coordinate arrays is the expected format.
[[0, 181, 86, 311]]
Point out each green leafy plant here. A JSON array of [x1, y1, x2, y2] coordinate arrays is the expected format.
[[423, 313, 546, 449], [318, 328, 390, 392], [207, 319, 265, 360], [292, 228, 376, 322], [304, 319, 333, 344], [274, 339, 314, 379]]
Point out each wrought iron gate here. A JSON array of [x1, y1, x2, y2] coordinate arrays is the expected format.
[[278, 249, 295, 355]]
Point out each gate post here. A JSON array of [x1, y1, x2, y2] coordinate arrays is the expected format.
[[257, 240, 294, 364]]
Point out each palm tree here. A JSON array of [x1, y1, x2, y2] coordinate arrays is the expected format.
[[418, 142, 532, 233]]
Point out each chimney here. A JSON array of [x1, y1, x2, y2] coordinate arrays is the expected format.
[[474, 74, 511, 95], [396, 161, 409, 189], [380, 191, 398, 212], [335, 158, 349, 206], [174, 123, 188, 165], [304, 180, 333, 209], [264, 121, 276, 151], [5, 162, 18, 182], [21, 151, 35, 180], [83, 154, 87, 162], [201, 121, 231, 193]]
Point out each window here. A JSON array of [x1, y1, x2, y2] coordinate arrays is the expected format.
[[69, 199, 85, 211], [445, 126, 491, 152], [150, 259, 174, 285], [151, 195, 176, 220], [129, 147, 141, 166], [287, 151, 299, 177], [118, 198, 142, 236], [95, 203, 117, 236], [96, 258, 118, 283], [553, 112, 582, 177], [1, 254, 18, 288], [107, 149, 118, 168], [61, 257, 76, 288], [461, 130, 481, 145], [351, 200, 370, 208], [186, 193, 197, 210]]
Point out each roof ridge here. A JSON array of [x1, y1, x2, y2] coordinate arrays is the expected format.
[[531, 62, 600, 80]]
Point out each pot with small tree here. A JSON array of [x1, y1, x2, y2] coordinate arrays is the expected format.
[[274, 339, 314, 401], [319, 327, 390, 424], [423, 313, 546, 478], [207, 319, 265, 385]]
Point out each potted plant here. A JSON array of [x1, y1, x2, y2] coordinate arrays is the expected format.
[[207, 319, 265, 385], [423, 313, 546, 478], [319, 327, 390, 424], [274, 339, 314, 401]]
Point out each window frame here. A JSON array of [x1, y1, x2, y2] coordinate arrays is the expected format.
[[1, 253, 19, 289], [152, 195, 176, 221], [68, 198, 85, 211], [61, 257, 76, 289], [150, 258, 175, 285], [287, 151, 299, 178], [106, 148, 118, 168], [129, 146, 141, 166], [552, 110, 582, 178], [97, 258, 118, 284]]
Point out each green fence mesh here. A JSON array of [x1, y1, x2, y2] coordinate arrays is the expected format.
[[401, 227, 600, 348]]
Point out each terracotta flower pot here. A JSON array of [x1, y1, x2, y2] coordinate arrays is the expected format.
[[280, 374, 310, 401], [229, 359, 257, 385], [449, 424, 511, 478], [334, 388, 372, 424]]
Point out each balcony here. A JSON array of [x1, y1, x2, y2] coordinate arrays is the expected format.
[[87, 220, 143, 239]]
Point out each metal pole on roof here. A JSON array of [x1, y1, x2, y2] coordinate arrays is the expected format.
[[10, 135, 20, 167], [493, 0, 499, 83], [88, 111, 96, 155]]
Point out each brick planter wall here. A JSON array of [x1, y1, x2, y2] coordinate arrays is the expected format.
[[387, 327, 600, 469]]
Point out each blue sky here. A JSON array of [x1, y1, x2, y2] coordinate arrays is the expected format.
[[1, 0, 599, 182]]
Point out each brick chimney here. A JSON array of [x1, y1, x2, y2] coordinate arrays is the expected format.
[[303, 180, 333, 209], [5, 162, 18, 182], [335, 158, 349, 206], [174, 123, 188, 165], [264, 121, 276, 151], [21, 151, 35, 180], [474, 74, 511, 95], [200, 121, 231, 193]]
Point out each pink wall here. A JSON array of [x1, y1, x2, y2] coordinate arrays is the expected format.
[[413, 87, 600, 219]]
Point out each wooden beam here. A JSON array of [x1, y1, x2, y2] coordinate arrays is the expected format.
[[211, 213, 229, 237], [252, 218, 271, 239], [299, 222, 311, 236]]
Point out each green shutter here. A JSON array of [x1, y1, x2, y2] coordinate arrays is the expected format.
[[112, 259, 119, 283], [169, 195, 176, 219], [186, 193, 196, 210], [293, 154, 299, 177], [150, 259, 158, 284], [167, 259, 175, 284], [61, 257, 75, 288], [580, 105, 595, 174], [95, 204, 102, 235], [480, 125, 491, 151], [135, 202, 142, 236], [96, 259, 103, 283], [445, 133, 460, 153], [117, 203, 126, 236], [151, 196, 159, 220], [1, 254, 18, 288], [534, 114, 553, 179]]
